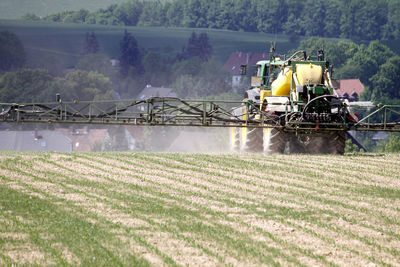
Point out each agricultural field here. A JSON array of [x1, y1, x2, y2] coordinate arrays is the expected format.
[[0, 152, 399, 266], [0, 19, 300, 69]]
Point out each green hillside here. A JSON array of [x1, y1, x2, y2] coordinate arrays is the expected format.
[[0, 152, 399, 265], [0, 0, 133, 19], [0, 19, 300, 69]]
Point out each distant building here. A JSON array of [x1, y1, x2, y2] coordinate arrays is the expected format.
[[137, 85, 177, 100], [223, 52, 269, 91], [56, 127, 109, 152], [110, 59, 120, 67], [334, 79, 365, 102], [0, 130, 72, 152], [372, 131, 389, 143]]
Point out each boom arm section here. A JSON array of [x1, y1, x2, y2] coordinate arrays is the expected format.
[[1, 97, 400, 132], [0, 98, 267, 127]]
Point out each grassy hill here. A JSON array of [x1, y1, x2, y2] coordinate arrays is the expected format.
[[0, 0, 134, 19], [0, 151, 399, 266], [0, 19, 301, 70]]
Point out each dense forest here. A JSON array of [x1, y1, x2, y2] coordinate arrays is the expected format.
[[24, 0, 400, 41]]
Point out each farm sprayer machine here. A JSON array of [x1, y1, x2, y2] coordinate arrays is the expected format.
[[1, 47, 400, 154]]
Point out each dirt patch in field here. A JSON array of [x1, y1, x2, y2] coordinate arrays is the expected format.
[[0, 232, 29, 240], [52, 243, 81, 265], [4, 243, 52, 265], [116, 234, 165, 266], [136, 230, 221, 266]]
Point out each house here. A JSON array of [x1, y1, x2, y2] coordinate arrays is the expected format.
[[372, 131, 389, 143], [57, 126, 144, 152], [56, 127, 109, 152], [110, 59, 120, 67], [137, 85, 177, 100], [0, 130, 72, 152], [334, 79, 365, 102], [223, 52, 269, 92]]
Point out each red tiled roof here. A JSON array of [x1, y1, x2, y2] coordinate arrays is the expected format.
[[335, 79, 365, 97], [223, 52, 269, 75]]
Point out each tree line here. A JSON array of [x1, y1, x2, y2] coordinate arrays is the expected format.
[[23, 0, 400, 41], [0, 29, 229, 103]]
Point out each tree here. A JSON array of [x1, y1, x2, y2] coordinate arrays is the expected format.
[[323, 0, 342, 37], [383, 0, 400, 40], [21, 13, 41, 21], [0, 31, 26, 72], [370, 56, 400, 100], [138, 1, 166, 27], [0, 69, 54, 103], [302, 0, 326, 36], [142, 51, 173, 86], [115, 0, 144, 26], [347, 41, 394, 86], [180, 32, 213, 62], [119, 30, 142, 76], [385, 135, 400, 153], [83, 31, 100, 54], [197, 33, 213, 61], [172, 59, 230, 98], [76, 53, 115, 78], [165, 0, 184, 26], [54, 70, 114, 101]]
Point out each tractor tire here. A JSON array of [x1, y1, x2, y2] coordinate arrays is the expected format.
[[243, 127, 263, 152], [327, 131, 346, 155], [305, 136, 327, 154], [305, 132, 346, 154], [264, 128, 287, 153], [288, 134, 307, 154]]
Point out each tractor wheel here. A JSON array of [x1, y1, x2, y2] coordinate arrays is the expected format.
[[243, 127, 263, 152], [327, 131, 346, 155], [304, 136, 327, 154], [264, 128, 287, 153], [305, 132, 346, 154], [288, 134, 307, 154]]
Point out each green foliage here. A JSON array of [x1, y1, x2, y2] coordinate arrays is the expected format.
[[114, 0, 144, 26], [0, 68, 54, 102], [21, 0, 399, 41], [345, 139, 361, 154], [177, 32, 213, 62], [54, 70, 114, 101], [76, 54, 114, 77], [142, 51, 173, 87], [383, 0, 400, 40], [0, 68, 115, 103], [370, 56, 400, 100], [119, 30, 142, 76], [384, 135, 400, 153], [172, 59, 230, 98], [21, 13, 41, 21], [83, 32, 100, 54], [0, 31, 26, 72]]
